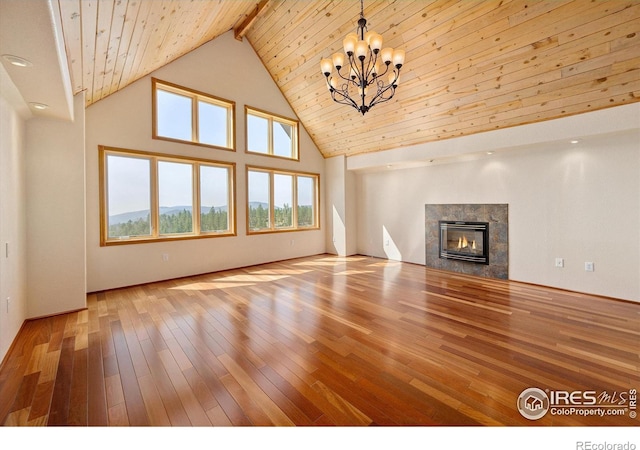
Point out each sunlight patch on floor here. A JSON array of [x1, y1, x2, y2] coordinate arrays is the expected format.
[[293, 256, 367, 267], [248, 269, 312, 275], [170, 274, 290, 290], [334, 270, 376, 276]]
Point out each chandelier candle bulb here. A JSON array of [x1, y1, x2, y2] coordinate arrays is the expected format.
[[364, 31, 374, 44], [321, 58, 333, 76], [380, 48, 394, 64], [332, 53, 345, 70], [343, 33, 357, 54], [393, 49, 405, 68], [355, 40, 368, 59], [370, 33, 383, 51]]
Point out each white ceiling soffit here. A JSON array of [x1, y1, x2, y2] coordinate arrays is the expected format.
[[0, 0, 73, 121], [346, 103, 640, 172]]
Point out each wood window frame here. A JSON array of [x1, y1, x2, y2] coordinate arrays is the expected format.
[[246, 165, 320, 235], [99, 146, 236, 246], [152, 78, 236, 151], [245, 106, 300, 161]]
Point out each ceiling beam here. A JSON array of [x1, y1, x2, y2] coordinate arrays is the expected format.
[[234, 0, 269, 42]]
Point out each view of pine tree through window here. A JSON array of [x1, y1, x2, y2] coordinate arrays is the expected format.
[[297, 176, 315, 227], [248, 170, 270, 230], [101, 147, 234, 245], [274, 173, 293, 228], [107, 154, 153, 239], [158, 161, 193, 234], [247, 167, 318, 233], [200, 165, 230, 232]]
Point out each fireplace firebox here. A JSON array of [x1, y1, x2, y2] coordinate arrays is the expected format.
[[439, 221, 489, 264]]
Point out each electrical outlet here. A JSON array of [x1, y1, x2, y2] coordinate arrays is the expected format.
[[162, 253, 169, 262], [585, 262, 594, 272], [290, 240, 295, 246], [555, 258, 564, 268]]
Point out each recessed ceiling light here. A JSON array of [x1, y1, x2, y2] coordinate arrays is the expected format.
[[2, 54, 33, 67], [570, 139, 580, 144], [486, 151, 494, 155], [29, 102, 49, 110]]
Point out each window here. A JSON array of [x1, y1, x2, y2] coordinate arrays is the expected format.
[[100, 146, 235, 245], [245, 106, 299, 160], [247, 166, 319, 233], [152, 78, 235, 150]]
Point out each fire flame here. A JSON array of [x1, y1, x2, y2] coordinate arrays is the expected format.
[[456, 236, 477, 250]]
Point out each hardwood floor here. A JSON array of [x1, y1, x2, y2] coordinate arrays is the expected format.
[[1, 254, 638, 426]]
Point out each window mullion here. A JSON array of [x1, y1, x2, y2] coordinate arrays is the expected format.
[[313, 176, 318, 228], [228, 166, 234, 232], [268, 117, 274, 156], [292, 175, 298, 228], [100, 151, 109, 244], [227, 105, 233, 149], [192, 96, 198, 143], [150, 157, 159, 238], [193, 163, 201, 235], [269, 170, 275, 230], [292, 123, 298, 159]]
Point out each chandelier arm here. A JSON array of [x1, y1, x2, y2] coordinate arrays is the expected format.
[[363, 51, 376, 85], [367, 76, 398, 109], [332, 90, 360, 109], [369, 61, 391, 86], [368, 91, 396, 109], [327, 80, 361, 112], [346, 53, 365, 82], [359, 57, 367, 105], [333, 94, 363, 114], [334, 65, 359, 85]]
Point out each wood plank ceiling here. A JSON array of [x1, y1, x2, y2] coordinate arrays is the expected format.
[[57, 0, 640, 158]]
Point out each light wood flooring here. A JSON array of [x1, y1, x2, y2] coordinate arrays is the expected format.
[[1, 254, 638, 426]]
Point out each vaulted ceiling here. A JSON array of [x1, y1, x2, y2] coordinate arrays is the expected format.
[[53, 0, 640, 157]]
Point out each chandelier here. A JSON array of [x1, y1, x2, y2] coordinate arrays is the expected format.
[[320, 0, 405, 115]]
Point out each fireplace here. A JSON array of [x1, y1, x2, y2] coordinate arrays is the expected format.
[[439, 221, 489, 264]]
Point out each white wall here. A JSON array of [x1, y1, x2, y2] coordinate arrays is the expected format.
[[0, 67, 28, 362], [26, 93, 86, 318], [85, 32, 325, 292], [325, 155, 357, 256], [355, 127, 640, 302]]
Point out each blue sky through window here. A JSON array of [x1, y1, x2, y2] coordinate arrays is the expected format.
[[198, 101, 227, 147], [157, 90, 191, 141], [107, 155, 151, 216], [200, 165, 229, 208], [158, 161, 192, 208]]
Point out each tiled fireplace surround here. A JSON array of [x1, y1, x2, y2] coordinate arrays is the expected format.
[[425, 204, 509, 279]]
